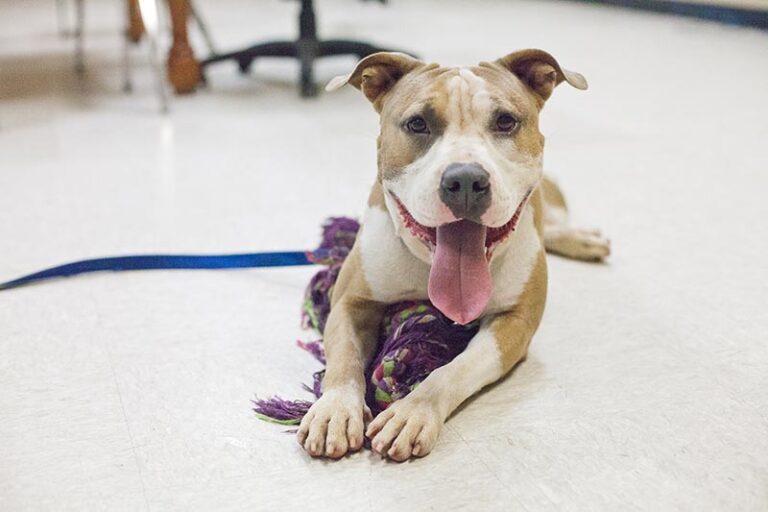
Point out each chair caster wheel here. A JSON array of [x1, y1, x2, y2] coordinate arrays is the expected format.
[[238, 59, 252, 74]]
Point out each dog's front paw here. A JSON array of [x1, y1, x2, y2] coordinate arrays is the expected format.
[[297, 387, 371, 459], [366, 397, 444, 462]]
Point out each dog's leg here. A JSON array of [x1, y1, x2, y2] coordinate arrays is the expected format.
[[366, 251, 548, 461], [297, 246, 385, 459], [542, 176, 610, 261]]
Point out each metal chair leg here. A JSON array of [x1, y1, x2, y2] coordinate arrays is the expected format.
[[122, 8, 134, 93], [138, 0, 170, 113], [56, 0, 70, 37], [74, 0, 85, 75], [190, 3, 216, 56]]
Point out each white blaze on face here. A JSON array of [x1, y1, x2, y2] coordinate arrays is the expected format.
[[385, 67, 542, 233], [447, 68, 491, 133]]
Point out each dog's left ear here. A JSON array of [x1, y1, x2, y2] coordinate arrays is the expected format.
[[496, 49, 587, 102], [326, 52, 424, 109]]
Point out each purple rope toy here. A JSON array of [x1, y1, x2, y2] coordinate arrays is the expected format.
[[252, 217, 479, 426]]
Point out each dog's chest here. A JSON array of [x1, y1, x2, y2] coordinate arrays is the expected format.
[[484, 207, 542, 314], [358, 206, 432, 302]]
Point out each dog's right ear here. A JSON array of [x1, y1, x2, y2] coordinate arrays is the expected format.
[[326, 52, 424, 109]]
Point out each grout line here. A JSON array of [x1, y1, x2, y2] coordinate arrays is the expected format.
[[93, 296, 153, 512], [447, 423, 506, 487]]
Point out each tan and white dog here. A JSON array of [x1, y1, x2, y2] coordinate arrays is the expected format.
[[296, 49, 610, 462]]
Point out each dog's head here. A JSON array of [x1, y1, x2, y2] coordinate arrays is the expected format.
[[328, 50, 587, 324]]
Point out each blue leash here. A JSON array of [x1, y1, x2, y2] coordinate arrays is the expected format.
[[0, 251, 315, 291]]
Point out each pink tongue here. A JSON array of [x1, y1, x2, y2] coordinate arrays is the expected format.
[[428, 220, 491, 325]]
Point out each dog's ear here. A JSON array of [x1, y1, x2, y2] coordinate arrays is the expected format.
[[326, 52, 424, 108], [496, 49, 587, 102]]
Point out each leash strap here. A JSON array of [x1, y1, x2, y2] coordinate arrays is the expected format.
[[0, 251, 314, 291]]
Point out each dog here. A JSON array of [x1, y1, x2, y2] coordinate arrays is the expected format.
[[296, 49, 610, 461]]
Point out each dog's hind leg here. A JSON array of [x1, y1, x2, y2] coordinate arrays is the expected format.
[[541, 176, 610, 261]]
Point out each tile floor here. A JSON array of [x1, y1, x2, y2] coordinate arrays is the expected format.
[[1, 0, 767, 510]]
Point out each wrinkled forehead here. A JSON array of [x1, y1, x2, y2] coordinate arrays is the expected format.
[[381, 62, 539, 124]]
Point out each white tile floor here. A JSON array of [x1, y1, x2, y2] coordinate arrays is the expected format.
[[2, 0, 768, 510]]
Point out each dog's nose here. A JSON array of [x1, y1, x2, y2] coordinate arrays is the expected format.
[[439, 163, 491, 221]]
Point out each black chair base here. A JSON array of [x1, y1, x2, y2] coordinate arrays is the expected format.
[[203, 39, 386, 97], [201, 0, 408, 97]]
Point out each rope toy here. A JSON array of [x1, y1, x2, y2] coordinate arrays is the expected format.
[[253, 217, 479, 424]]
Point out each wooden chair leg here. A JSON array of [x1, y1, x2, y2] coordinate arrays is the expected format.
[[127, 0, 145, 43], [166, 0, 201, 94]]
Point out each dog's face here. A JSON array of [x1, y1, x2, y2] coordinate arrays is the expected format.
[[328, 50, 587, 324]]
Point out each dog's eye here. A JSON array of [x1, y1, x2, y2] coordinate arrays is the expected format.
[[405, 116, 429, 135], [495, 113, 519, 133]]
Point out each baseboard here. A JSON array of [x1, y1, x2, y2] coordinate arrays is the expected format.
[[563, 0, 768, 29]]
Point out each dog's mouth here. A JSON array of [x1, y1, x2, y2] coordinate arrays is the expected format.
[[391, 190, 532, 325], [392, 190, 531, 259]]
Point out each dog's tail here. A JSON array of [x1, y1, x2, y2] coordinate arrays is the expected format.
[[541, 176, 611, 262]]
